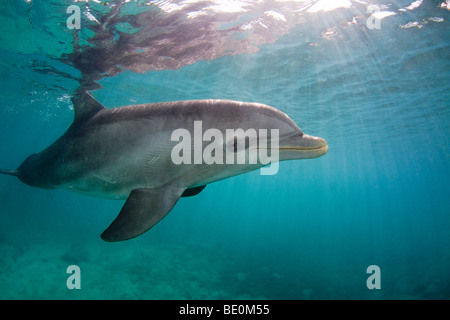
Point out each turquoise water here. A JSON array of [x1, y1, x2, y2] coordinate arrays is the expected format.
[[0, 0, 449, 299]]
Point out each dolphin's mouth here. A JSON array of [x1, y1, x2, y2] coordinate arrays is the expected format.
[[278, 145, 328, 157], [279, 145, 328, 151], [276, 134, 328, 159], [282, 134, 327, 151]]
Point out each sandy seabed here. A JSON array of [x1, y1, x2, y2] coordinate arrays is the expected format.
[[0, 239, 272, 300], [1, 236, 447, 300]]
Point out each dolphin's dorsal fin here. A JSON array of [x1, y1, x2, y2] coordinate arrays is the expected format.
[[71, 91, 105, 126], [101, 185, 185, 242]]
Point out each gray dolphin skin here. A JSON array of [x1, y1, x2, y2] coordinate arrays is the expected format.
[[0, 92, 327, 241]]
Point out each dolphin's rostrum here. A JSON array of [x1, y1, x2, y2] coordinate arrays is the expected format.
[[0, 92, 328, 241]]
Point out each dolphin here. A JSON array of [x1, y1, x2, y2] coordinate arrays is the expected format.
[[0, 92, 327, 241]]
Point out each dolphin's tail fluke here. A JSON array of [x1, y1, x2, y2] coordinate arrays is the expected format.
[[0, 169, 19, 177]]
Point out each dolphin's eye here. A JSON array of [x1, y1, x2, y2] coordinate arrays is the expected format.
[[225, 134, 255, 153], [232, 137, 251, 152], [224, 137, 241, 153]]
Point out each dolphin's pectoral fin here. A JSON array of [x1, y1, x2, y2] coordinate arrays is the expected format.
[[101, 186, 185, 242], [181, 185, 207, 197]]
